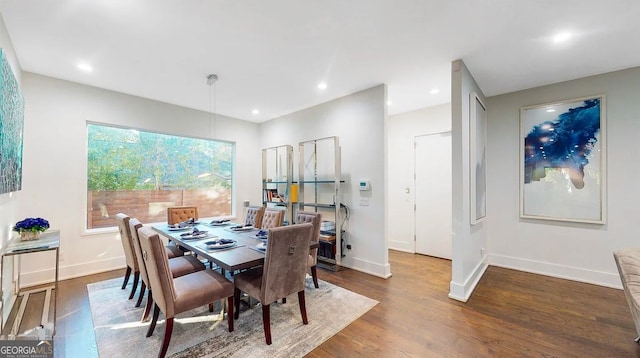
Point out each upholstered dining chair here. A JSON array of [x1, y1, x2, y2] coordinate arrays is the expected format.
[[245, 205, 265, 228], [295, 211, 322, 288], [261, 208, 284, 229], [233, 223, 313, 345], [613, 249, 640, 343], [167, 206, 198, 225], [129, 218, 207, 321], [116, 213, 141, 300], [138, 226, 235, 358]]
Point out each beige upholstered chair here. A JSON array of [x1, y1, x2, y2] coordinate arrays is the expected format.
[[245, 205, 265, 228], [295, 211, 322, 288], [129, 218, 206, 321], [116, 213, 140, 300], [613, 249, 640, 342], [138, 226, 235, 358], [261, 208, 284, 229], [233, 223, 313, 345], [167, 206, 198, 225]]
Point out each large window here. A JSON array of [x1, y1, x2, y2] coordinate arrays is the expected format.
[[87, 123, 233, 229]]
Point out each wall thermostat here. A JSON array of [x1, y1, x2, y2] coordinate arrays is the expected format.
[[359, 180, 370, 191]]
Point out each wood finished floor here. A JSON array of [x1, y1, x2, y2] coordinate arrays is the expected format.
[[10, 250, 640, 357]]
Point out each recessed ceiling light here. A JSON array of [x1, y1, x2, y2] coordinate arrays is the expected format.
[[546, 108, 556, 112], [387, 101, 392, 106], [553, 32, 571, 44], [252, 109, 259, 115], [317, 82, 327, 90], [430, 88, 440, 95], [77, 62, 93, 72]]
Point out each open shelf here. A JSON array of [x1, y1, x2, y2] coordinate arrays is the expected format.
[[298, 180, 345, 184], [262, 144, 295, 224], [298, 136, 344, 271], [299, 202, 336, 209]]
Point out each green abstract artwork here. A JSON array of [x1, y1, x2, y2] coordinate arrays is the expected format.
[[0, 49, 24, 194]]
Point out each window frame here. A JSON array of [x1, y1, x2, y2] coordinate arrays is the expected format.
[[84, 121, 236, 233]]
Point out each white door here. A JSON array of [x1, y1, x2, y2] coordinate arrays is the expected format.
[[414, 132, 452, 259]]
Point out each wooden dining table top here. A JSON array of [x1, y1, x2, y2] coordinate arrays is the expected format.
[[151, 220, 318, 273]]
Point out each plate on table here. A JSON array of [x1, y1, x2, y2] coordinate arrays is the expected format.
[[167, 225, 192, 231], [228, 225, 254, 232], [255, 242, 267, 252], [180, 230, 210, 240], [252, 230, 269, 240], [209, 219, 231, 226], [203, 238, 237, 250]]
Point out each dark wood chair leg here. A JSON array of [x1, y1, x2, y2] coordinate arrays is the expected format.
[[141, 290, 153, 322], [121, 266, 131, 289], [227, 296, 234, 332], [208, 303, 214, 312], [158, 317, 173, 358], [311, 265, 319, 288], [298, 290, 308, 324], [146, 304, 160, 337], [234, 287, 241, 320], [135, 282, 146, 308], [128, 272, 140, 299], [262, 304, 272, 345]]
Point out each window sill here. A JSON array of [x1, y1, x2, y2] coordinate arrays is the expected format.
[[83, 227, 118, 236]]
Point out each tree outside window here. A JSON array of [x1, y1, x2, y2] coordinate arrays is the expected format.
[[87, 123, 233, 229]]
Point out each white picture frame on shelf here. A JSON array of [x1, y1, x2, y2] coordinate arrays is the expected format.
[[520, 95, 606, 224], [470, 92, 487, 224]]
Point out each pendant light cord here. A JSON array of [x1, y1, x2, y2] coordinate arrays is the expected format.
[[207, 74, 218, 139]]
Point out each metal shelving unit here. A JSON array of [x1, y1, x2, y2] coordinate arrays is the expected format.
[[261, 144, 294, 224], [298, 136, 344, 271]]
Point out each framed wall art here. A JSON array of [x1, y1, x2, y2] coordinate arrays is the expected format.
[[520, 95, 606, 224], [0, 49, 24, 195], [470, 92, 486, 224]]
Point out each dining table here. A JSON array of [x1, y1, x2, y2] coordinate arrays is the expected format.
[[151, 219, 319, 275]]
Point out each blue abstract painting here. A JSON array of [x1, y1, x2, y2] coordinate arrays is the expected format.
[[0, 49, 24, 194], [520, 96, 605, 223]]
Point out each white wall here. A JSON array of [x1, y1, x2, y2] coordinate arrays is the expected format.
[[449, 60, 489, 301], [17, 73, 261, 286], [259, 85, 391, 278], [387, 104, 451, 252], [486, 66, 640, 288]]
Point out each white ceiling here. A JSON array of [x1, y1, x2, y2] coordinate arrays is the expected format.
[[1, 0, 639, 123]]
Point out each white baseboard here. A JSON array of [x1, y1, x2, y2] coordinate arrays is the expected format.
[[19, 256, 124, 288], [388, 240, 414, 253], [448, 254, 489, 302], [341, 256, 392, 279], [489, 253, 622, 290]]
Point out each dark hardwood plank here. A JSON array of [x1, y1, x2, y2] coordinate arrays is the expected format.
[[311, 250, 640, 357], [53, 269, 123, 358], [7, 250, 640, 357]]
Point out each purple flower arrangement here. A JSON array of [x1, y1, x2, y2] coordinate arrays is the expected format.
[[13, 217, 50, 233]]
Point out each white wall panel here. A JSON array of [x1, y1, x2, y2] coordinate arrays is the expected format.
[[486, 66, 640, 288]]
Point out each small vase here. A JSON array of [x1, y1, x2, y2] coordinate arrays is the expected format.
[[20, 231, 40, 241]]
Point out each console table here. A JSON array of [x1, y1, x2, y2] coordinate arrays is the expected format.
[[0, 230, 60, 338]]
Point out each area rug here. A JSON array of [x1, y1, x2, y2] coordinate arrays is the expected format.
[[88, 277, 377, 357]]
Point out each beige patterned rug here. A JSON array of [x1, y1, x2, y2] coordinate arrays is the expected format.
[[88, 276, 377, 357]]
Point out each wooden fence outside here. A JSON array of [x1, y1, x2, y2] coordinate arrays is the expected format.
[[87, 189, 231, 228]]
